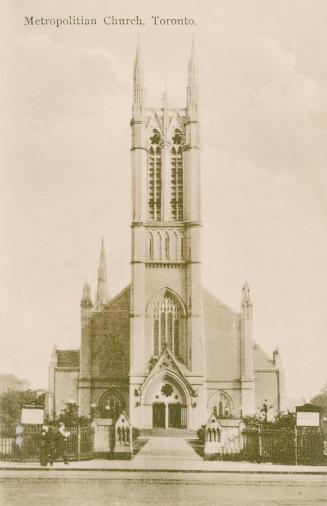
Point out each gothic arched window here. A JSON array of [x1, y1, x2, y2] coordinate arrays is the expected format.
[[153, 293, 181, 358], [165, 232, 170, 260], [181, 234, 185, 260], [217, 392, 232, 417], [149, 232, 154, 260], [171, 130, 183, 221], [99, 390, 124, 420], [148, 130, 162, 221], [156, 231, 162, 260], [172, 231, 178, 260]]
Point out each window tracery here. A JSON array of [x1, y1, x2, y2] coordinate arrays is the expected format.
[[153, 293, 181, 357], [171, 129, 183, 221], [217, 392, 232, 417], [99, 390, 124, 419], [148, 129, 162, 221]]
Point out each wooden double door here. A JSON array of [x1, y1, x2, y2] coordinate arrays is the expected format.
[[152, 402, 182, 429]]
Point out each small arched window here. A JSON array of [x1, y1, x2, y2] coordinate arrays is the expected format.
[[149, 232, 154, 260], [181, 235, 185, 260], [172, 231, 178, 260], [156, 231, 162, 260], [165, 232, 170, 260]]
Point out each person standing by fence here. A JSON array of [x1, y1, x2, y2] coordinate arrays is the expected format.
[[56, 422, 70, 464], [39, 424, 49, 466], [40, 425, 55, 466]]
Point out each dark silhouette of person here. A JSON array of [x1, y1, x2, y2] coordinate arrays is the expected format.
[[40, 424, 49, 466], [56, 422, 70, 464], [40, 425, 55, 466]]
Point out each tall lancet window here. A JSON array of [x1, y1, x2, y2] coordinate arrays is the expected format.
[[148, 130, 162, 221], [149, 232, 154, 260], [153, 293, 181, 358], [171, 130, 184, 221]]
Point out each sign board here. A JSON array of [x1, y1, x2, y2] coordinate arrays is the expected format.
[[21, 405, 44, 425], [296, 411, 320, 427]]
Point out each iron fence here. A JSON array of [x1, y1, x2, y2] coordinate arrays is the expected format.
[[242, 426, 325, 465], [0, 425, 94, 462]]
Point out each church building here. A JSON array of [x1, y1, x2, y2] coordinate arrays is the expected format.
[[47, 42, 285, 430]]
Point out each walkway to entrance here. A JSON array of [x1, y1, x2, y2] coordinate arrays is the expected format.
[[133, 436, 202, 464]]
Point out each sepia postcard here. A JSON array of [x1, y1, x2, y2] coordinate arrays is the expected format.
[[1, 1, 326, 505]]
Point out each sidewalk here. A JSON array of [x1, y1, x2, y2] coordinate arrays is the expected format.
[[1, 458, 326, 474]]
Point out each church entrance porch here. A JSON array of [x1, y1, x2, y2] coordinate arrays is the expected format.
[[140, 371, 190, 430]]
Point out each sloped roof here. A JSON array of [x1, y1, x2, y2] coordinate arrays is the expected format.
[[56, 349, 80, 368], [202, 289, 241, 380], [103, 285, 130, 311], [253, 343, 275, 369]]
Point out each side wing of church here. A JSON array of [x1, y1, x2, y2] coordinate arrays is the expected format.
[[47, 42, 285, 429]]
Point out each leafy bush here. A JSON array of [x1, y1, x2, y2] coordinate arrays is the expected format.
[[196, 425, 206, 444], [0, 390, 45, 436]]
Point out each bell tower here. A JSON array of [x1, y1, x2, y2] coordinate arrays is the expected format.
[[129, 40, 206, 429]]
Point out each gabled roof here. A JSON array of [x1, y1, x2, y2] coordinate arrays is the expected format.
[[116, 411, 131, 427], [141, 346, 195, 396], [103, 285, 130, 311], [56, 350, 80, 368]]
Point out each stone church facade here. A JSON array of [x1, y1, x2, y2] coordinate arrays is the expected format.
[[47, 42, 285, 430]]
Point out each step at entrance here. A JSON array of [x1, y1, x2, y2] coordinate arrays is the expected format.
[[139, 428, 196, 439], [133, 436, 202, 463]]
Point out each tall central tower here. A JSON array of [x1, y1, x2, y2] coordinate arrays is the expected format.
[[129, 41, 206, 429]]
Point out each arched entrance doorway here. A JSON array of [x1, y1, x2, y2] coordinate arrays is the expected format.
[[142, 373, 189, 429], [152, 401, 182, 429]]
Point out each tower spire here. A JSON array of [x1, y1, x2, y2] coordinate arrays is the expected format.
[[81, 280, 92, 308], [133, 36, 145, 115], [186, 34, 199, 118], [96, 236, 108, 311], [241, 281, 252, 306]]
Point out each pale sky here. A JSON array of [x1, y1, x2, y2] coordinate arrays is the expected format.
[[1, 0, 327, 402]]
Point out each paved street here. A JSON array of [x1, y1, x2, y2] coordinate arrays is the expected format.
[[1, 438, 326, 505], [1, 469, 326, 506]]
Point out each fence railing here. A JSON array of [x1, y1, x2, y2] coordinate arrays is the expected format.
[[0, 425, 94, 462], [242, 426, 325, 465]]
